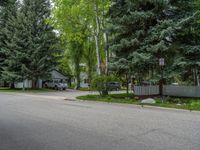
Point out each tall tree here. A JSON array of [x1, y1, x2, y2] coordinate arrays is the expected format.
[[0, 0, 20, 88], [51, 0, 94, 88], [19, 0, 59, 88], [172, 0, 200, 85], [108, 0, 170, 82], [108, 0, 200, 85], [52, 0, 111, 80]]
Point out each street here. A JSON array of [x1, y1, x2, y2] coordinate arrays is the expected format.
[[0, 92, 200, 150]]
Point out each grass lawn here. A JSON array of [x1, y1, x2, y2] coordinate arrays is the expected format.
[[0, 87, 56, 93], [152, 98, 200, 111], [77, 93, 139, 104], [77, 93, 200, 111], [79, 88, 94, 91]]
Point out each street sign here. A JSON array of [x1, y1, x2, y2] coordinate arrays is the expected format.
[[159, 58, 165, 66]]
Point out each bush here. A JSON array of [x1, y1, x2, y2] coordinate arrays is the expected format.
[[91, 75, 119, 96]]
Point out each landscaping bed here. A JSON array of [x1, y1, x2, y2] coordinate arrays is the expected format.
[[77, 93, 137, 104], [77, 93, 200, 111]]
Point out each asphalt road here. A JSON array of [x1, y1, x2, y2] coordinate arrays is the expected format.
[[0, 92, 200, 150]]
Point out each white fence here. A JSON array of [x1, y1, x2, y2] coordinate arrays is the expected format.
[[134, 85, 200, 98], [163, 85, 200, 98], [15, 80, 42, 89], [134, 85, 159, 96]]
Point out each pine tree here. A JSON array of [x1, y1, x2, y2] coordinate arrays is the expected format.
[[0, 0, 20, 87], [19, 0, 59, 88], [108, 0, 170, 82], [108, 0, 200, 85], [172, 0, 200, 85]]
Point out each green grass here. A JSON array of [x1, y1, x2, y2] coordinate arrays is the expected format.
[[77, 93, 138, 104], [79, 88, 95, 91], [152, 98, 200, 111], [0, 87, 56, 93], [77, 94, 200, 111]]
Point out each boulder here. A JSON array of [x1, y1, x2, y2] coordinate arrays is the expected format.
[[141, 98, 156, 104]]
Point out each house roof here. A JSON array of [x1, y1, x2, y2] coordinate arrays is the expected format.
[[51, 69, 68, 80]]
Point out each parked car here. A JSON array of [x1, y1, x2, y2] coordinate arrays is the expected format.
[[45, 80, 68, 90], [107, 82, 121, 91]]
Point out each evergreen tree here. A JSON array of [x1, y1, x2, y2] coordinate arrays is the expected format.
[[172, 0, 200, 85], [0, 0, 20, 87], [19, 0, 59, 88], [108, 0, 200, 85], [108, 0, 170, 82], [1, 0, 58, 88]]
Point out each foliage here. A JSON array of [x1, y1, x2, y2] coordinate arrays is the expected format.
[[108, 0, 200, 85], [20, 0, 59, 88], [0, 0, 20, 84], [83, 40, 96, 84], [91, 75, 119, 95], [0, 0, 59, 88], [171, 0, 200, 85], [51, 0, 112, 84], [58, 51, 72, 77], [51, 0, 92, 88]]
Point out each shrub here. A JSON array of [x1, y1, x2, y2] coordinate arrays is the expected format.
[[91, 75, 119, 96]]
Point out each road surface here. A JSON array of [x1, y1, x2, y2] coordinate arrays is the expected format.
[[0, 91, 200, 150]]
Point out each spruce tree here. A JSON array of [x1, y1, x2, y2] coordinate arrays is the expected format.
[[19, 0, 59, 88], [0, 0, 20, 87], [108, 0, 200, 85], [170, 0, 200, 85], [108, 0, 170, 82]]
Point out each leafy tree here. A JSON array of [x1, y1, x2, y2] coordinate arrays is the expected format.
[[51, 0, 111, 81], [51, 0, 95, 88], [83, 39, 96, 86]]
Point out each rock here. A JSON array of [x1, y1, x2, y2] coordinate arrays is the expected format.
[[141, 98, 156, 104]]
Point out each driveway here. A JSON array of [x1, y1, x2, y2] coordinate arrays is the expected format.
[[0, 91, 200, 150]]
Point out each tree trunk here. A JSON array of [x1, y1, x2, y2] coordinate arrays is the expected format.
[[102, 0, 109, 75], [32, 80, 38, 89], [10, 82, 15, 89], [94, 0, 101, 75], [126, 74, 129, 95], [75, 62, 81, 89], [87, 45, 93, 88]]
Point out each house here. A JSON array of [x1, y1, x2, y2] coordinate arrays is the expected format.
[[80, 72, 89, 88], [50, 70, 68, 83], [14, 70, 68, 89], [74, 63, 89, 88]]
